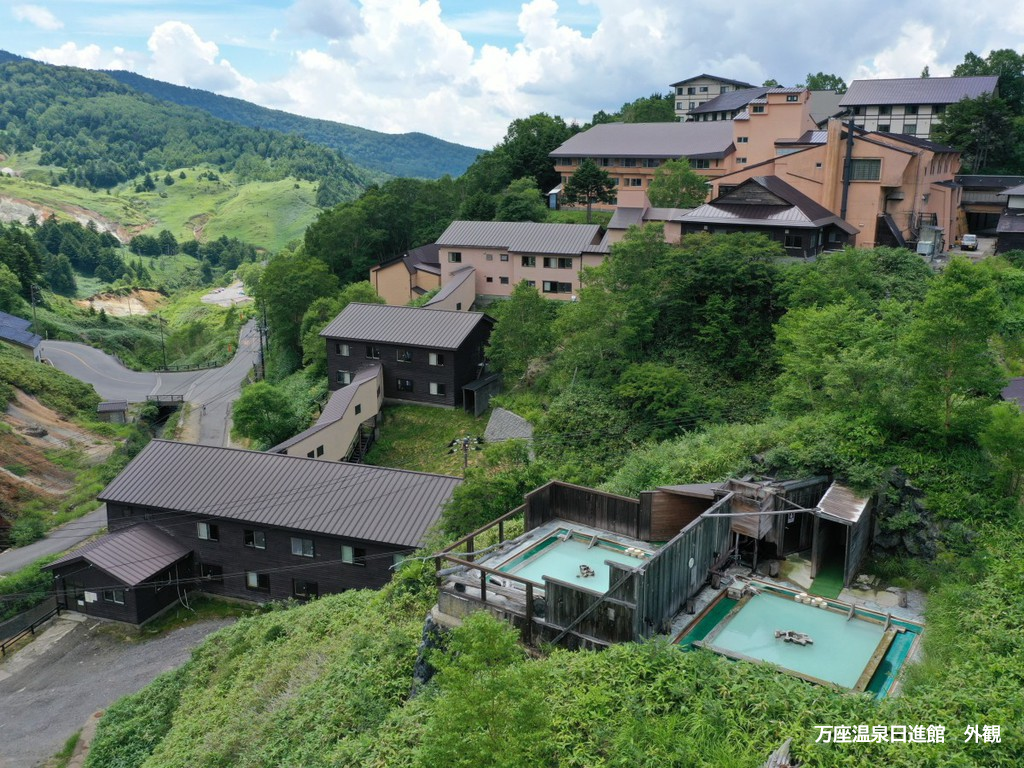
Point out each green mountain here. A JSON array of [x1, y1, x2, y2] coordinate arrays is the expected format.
[[103, 69, 483, 179], [0, 56, 369, 205]]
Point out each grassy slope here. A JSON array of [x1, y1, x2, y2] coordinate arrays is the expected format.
[[364, 405, 488, 476], [1, 161, 322, 254], [82, 528, 1024, 767]]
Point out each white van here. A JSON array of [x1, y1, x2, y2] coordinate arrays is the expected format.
[[961, 234, 978, 251]]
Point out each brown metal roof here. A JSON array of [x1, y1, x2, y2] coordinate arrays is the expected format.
[[689, 87, 768, 115], [424, 266, 475, 307], [549, 121, 734, 160], [320, 302, 492, 350], [97, 400, 129, 413], [840, 76, 998, 106], [44, 524, 191, 586], [98, 440, 461, 548], [436, 220, 603, 255], [671, 74, 755, 89], [816, 482, 869, 525]]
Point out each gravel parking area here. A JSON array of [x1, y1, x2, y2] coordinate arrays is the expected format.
[[0, 615, 233, 768]]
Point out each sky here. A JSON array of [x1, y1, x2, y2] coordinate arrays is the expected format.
[[3, 1, 1024, 149]]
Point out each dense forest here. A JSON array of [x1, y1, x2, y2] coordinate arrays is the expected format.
[[0, 58, 369, 206], [103, 69, 483, 180]]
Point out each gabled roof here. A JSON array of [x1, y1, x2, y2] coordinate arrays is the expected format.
[[689, 87, 768, 115], [839, 76, 998, 106], [98, 440, 461, 548], [0, 310, 41, 349], [677, 176, 858, 234], [671, 74, 756, 89], [424, 266, 475, 307], [436, 220, 603, 255], [44, 524, 191, 586], [320, 302, 492, 350], [269, 365, 381, 453], [807, 90, 846, 125], [371, 243, 440, 275], [549, 121, 734, 160]]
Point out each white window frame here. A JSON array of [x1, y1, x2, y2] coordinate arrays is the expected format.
[[428, 352, 445, 366], [429, 382, 446, 396]]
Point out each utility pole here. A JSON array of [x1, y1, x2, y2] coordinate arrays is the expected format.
[[157, 313, 167, 370], [448, 435, 483, 477], [258, 301, 268, 381], [29, 284, 39, 331]]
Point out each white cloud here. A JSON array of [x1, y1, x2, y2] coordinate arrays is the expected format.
[[854, 22, 951, 80], [29, 41, 140, 71], [287, 0, 363, 40], [146, 21, 254, 93], [12, 4, 62, 31]]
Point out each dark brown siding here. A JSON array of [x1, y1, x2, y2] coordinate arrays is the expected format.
[[642, 491, 712, 541], [51, 562, 187, 624], [525, 482, 642, 539], [107, 503, 406, 603], [324, 320, 492, 408]]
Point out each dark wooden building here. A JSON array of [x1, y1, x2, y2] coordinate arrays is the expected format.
[[321, 303, 494, 409], [677, 176, 858, 258], [47, 440, 461, 624]]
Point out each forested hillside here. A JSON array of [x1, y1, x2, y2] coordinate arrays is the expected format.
[[104, 69, 483, 180], [0, 58, 368, 206]]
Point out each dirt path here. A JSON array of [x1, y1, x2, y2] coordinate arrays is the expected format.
[[73, 289, 165, 318]]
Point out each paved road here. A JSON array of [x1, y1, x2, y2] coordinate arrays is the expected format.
[[0, 505, 107, 575], [41, 321, 258, 448], [0, 615, 233, 768]]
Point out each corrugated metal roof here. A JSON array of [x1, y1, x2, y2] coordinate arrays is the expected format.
[[658, 482, 723, 499], [97, 400, 128, 413], [424, 266, 475, 307], [0, 311, 42, 349], [320, 302, 492, 350], [689, 87, 768, 115], [873, 131, 956, 153], [816, 482, 869, 525], [607, 207, 646, 229], [956, 174, 1024, 189], [98, 440, 462, 548], [997, 211, 1024, 234], [670, 74, 755, 89], [840, 76, 998, 106], [549, 121, 734, 160], [435, 220, 603, 255], [999, 184, 1024, 196], [44, 524, 191, 586]]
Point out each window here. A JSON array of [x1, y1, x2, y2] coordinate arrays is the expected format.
[[291, 537, 315, 558], [429, 382, 446, 396], [200, 563, 223, 583], [525, 280, 536, 287], [624, 177, 643, 187], [337, 370, 352, 385], [692, 159, 711, 169], [903, 124, 917, 135], [906, 105, 919, 115], [598, 158, 612, 167], [687, 86, 696, 95], [786, 94, 799, 102], [542, 257, 573, 269], [246, 571, 270, 592], [852, 106, 862, 116], [485, 253, 493, 261], [397, 378, 414, 392], [316, 445, 324, 457], [293, 579, 319, 600], [784, 234, 804, 249], [642, 159, 660, 168], [397, 348, 413, 363], [103, 589, 125, 605], [307, 450, 315, 458], [720, 85, 731, 94], [848, 158, 881, 181], [429, 352, 445, 366], [485, 276, 493, 283], [689, 101, 696, 110], [542, 281, 573, 294], [878, 105, 891, 115], [342, 545, 366, 565], [244, 529, 266, 550], [736, 157, 747, 164], [676, 86, 684, 96], [737, 136, 748, 143], [500, 253, 509, 262], [355, 403, 362, 415], [621, 158, 637, 167], [877, 124, 890, 132], [365, 345, 380, 360], [933, 104, 945, 115], [448, 251, 462, 263], [499, 276, 509, 285], [197, 522, 219, 542], [752, 105, 765, 114], [699, 86, 708, 93], [335, 342, 349, 356]]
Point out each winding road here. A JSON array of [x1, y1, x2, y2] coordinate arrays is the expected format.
[[39, 320, 259, 448]]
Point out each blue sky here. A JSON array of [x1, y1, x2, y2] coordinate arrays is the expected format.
[[4, 1, 1023, 148]]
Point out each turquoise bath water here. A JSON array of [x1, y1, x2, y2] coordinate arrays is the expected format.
[[705, 591, 887, 689], [499, 533, 648, 593]]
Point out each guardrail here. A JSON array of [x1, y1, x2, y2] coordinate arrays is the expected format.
[[0, 603, 61, 657]]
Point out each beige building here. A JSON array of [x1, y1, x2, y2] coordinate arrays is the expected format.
[[435, 221, 607, 300], [839, 76, 998, 139], [671, 74, 756, 119], [370, 244, 441, 306], [708, 119, 963, 251]]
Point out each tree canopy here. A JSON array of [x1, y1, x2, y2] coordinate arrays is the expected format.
[[647, 158, 709, 208], [560, 159, 615, 223]]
